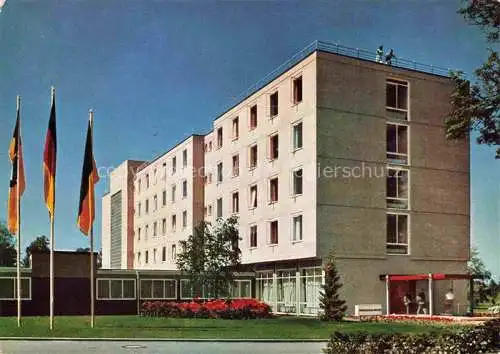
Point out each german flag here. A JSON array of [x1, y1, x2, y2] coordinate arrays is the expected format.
[[7, 98, 25, 234], [43, 88, 57, 219], [77, 112, 99, 235]]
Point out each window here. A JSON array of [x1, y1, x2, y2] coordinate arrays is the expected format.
[[162, 190, 167, 206], [138, 179, 141, 194], [138, 202, 141, 217], [269, 177, 279, 203], [140, 279, 176, 299], [216, 198, 223, 218], [145, 225, 149, 240], [250, 105, 257, 129], [137, 227, 141, 241], [231, 280, 252, 298], [270, 91, 278, 117], [386, 79, 408, 111], [217, 162, 223, 183], [97, 279, 135, 300], [137, 252, 141, 265], [232, 117, 239, 139], [172, 156, 177, 174], [153, 168, 157, 185], [162, 218, 166, 235], [292, 215, 303, 242], [145, 199, 149, 214], [270, 220, 278, 244], [232, 154, 239, 177], [162, 162, 167, 181], [387, 124, 408, 164], [146, 174, 149, 189], [250, 225, 257, 248], [171, 244, 176, 260], [171, 185, 176, 203], [292, 168, 303, 195], [171, 214, 177, 232], [232, 192, 239, 214], [208, 205, 212, 216], [153, 221, 157, 237], [387, 169, 409, 209], [0, 277, 31, 300], [153, 195, 157, 211], [162, 247, 166, 261], [217, 127, 223, 149], [182, 149, 188, 168], [153, 248, 157, 263], [249, 185, 257, 209], [249, 144, 258, 169], [269, 134, 279, 160], [145, 250, 149, 264], [293, 76, 303, 104], [208, 141, 212, 151], [204, 207, 208, 217], [387, 213, 409, 254], [293, 122, 303, 150], [182, 210, 187, 228], [182, 180, 187, 198]]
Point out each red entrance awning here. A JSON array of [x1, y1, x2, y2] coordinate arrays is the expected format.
[[387, 273, 469, 281]]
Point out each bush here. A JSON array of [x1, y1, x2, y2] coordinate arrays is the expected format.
[[323, 319, 500, 354], [140, 298, 272, 320]]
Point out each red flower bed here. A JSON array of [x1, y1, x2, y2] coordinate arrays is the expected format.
[[141, 298, 272, 319]]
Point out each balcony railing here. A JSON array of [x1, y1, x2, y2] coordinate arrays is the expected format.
[[219, 40, 451, 118]]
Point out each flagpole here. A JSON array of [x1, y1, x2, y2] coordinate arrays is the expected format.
[[89, 109, 95, 329], [49, 85, 56, 331], [16, 95, 21, 328]]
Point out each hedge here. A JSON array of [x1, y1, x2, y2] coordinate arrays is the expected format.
[[323, 319, 500, 354], [141, 298, 272, 319]]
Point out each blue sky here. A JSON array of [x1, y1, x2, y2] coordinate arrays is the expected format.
[[0, 1, 498, 276]]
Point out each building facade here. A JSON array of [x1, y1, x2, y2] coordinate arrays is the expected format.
[[132, 135, 205, 270], [101, 41, 470, 315], [101, 160, 144, 269]]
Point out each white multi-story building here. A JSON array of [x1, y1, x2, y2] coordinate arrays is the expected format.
[[132, 135, 205, 270], [102, 41, 469, 316]]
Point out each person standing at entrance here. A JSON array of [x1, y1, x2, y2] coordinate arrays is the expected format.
[[416, 290, 426, 315], [445, 288, 455, 314], [403, 293, 412, 314]]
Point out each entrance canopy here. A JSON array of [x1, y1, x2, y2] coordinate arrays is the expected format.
[[386, 273, 471, 281]]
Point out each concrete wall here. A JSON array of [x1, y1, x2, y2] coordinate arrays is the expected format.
[[315, 51, 469, 313]]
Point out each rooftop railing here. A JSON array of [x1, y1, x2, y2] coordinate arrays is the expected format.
[[219, 40, 451, 118]]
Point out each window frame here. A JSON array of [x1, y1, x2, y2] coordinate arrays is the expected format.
[[291, 214, 303, 242], [269, 176, 279, 204], [96, 278, 136, 300], [386, 167, 410, 210], [269, 220, 279, 245], [249, 224, 258, 249], [292, 120, 303, 151], [0, 277, 31, 300], [249, 184, 258, 209], [269, 91, 279, 118], [232, 153, 240, 177], [232, 191, 239, 214], [386, 212, 410, 255], [292, 75, 303, 105], [249, 104, 258, 130], [386, 122, 409, 165], [386, 78, 409, 113], [249, 144, 258, 169], [140, 279, 177, 300], [269, 132, 279, 161], [291, 167, 303, 196], [232, 117, 239, 140]]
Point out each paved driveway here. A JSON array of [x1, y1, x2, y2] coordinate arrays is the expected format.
[[0, 340, 327, 354]]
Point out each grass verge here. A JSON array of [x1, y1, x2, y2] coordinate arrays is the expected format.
[[0, 316, 460, 339]]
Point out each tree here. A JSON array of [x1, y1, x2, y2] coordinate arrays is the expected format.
[[0, 221, 16, 267], [446, 0, 500, 159], [319, 251, 347, 321], [468, 247, 493, 304], [176, 216, 241, 299], [22, 235, 49, 267]]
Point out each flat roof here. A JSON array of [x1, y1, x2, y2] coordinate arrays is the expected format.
[[214, 40, 452, 121]]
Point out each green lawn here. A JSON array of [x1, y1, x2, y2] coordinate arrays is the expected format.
[[0, 316, 460, 339]]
